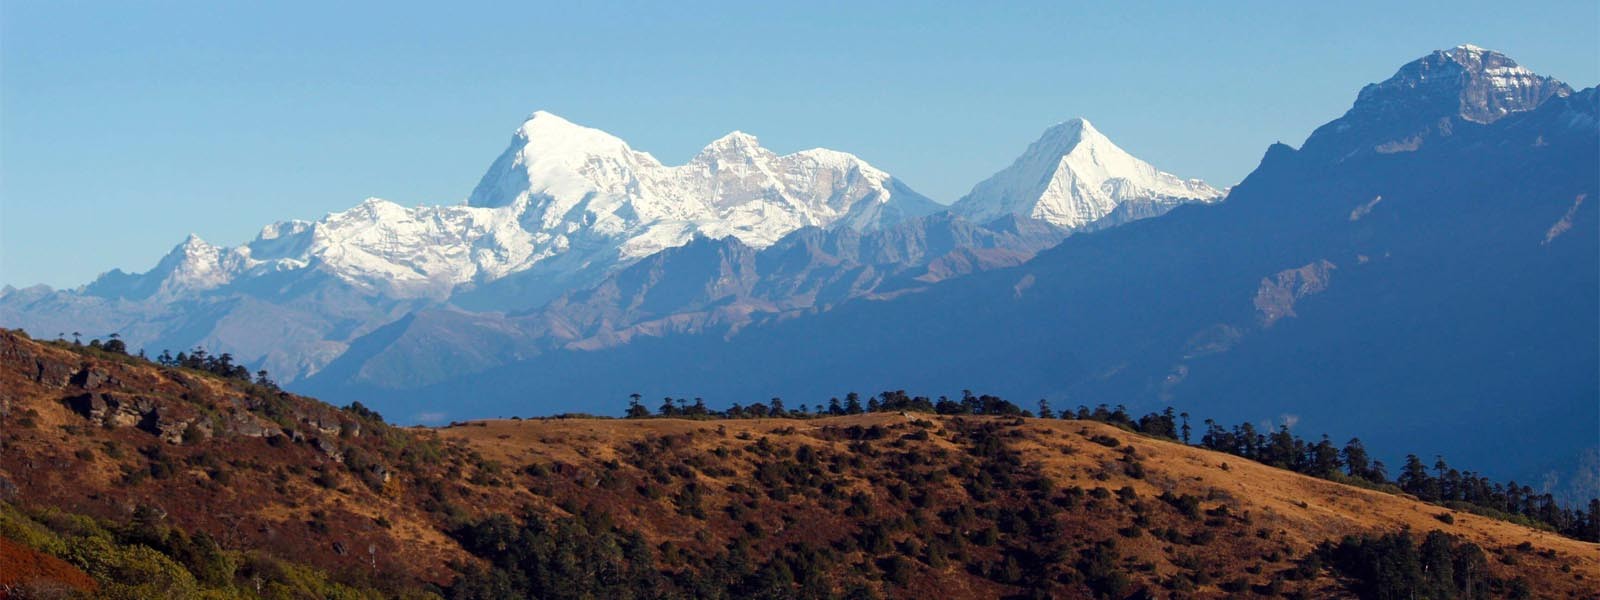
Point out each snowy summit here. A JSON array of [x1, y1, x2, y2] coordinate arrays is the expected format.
[[953, 118, 1222, 230], [467, 111, 941, 256]]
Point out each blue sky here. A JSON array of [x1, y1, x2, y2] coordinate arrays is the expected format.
[[3, 1, 1596, 288]]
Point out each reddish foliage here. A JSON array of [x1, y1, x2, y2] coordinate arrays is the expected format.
[[0, 537, 97, 598]]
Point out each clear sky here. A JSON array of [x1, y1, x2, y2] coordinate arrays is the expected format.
[[3, 1, 1596, 288]]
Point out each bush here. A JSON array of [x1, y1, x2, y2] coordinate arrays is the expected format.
[[66, 536, 201, 599]]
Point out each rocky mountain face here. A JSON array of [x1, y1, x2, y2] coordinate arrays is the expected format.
[[1302, 44, 1572, 162], [352, 47, 1597, 496], [0, 332, 347, 446], [952, 118, 1222, 229]]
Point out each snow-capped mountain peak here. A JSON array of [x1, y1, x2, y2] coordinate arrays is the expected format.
[[517, 110, 638, 154], [76, 111, 939, 311], [84, 233, 247, 301], [467, 111, 662, 211], [1033, 117, 1100, 151], [463, 111, 939, 256], [690, 131, 780, 170], [700, 130, 763, 152], [953, 118, 1222, 229]]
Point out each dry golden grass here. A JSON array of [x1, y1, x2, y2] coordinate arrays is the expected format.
[[440, 413, 1600, 597]]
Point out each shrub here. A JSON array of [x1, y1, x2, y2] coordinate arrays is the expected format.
[[66, 535, 201, 599]]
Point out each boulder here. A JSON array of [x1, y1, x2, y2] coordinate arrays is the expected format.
[[71, 367, 114, 390]]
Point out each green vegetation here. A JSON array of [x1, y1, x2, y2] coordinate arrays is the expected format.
[[626, 390, 1029, 420], [1313, 530, 1505, 600], [0, 501, 436, 599], [155, 346, 276, 388]]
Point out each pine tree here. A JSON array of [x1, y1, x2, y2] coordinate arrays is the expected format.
[[1399, 455, 1439, 501], [1342, 438, 1373, 481], [1419, 531, 1456, 597], [1308, 435, 1341, 478], [626, 394, 650, 419]]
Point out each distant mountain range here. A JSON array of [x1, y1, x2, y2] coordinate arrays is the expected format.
[[303, 45, 1594, 500], [0, 105, 1218, 383], [3, 44, 1593, 498]]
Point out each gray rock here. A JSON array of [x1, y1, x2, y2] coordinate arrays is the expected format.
[[72, 367, 113, 390], [311, 437, 344, 462]]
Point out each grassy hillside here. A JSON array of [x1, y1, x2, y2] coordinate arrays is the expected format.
[[0, 329, 1594, 599], [440, 415, 1596, 598]]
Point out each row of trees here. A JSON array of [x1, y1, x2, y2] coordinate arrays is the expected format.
[[626, 390, 1030, 420], [50, 331, 131, 355], [1394, 454, 1597, 538], [1074, 404, 1600, 543], [43, 331, 280, 390], [153, 347, 275, 388], [1196, 419, 1384, 481]]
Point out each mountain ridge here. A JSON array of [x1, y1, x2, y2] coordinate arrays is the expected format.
[[303, 212, 1070, 392], [2, 110, 1212, 385], [322, 50, 1597, 498]]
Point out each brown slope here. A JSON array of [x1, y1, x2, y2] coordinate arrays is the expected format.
[[0, 329, 526, 588], [440, 414, 1598, 598], [1, 327, 1594, 598]]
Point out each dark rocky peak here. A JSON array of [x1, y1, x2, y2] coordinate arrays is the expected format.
[[1303, 45, 1572, 158], [1391, 45, 1567, 121], [1356, 44, 1570, 124]]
